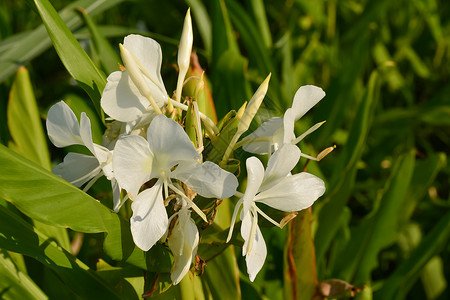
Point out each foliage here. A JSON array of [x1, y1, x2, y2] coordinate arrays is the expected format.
[[0, 0, 449, 299]]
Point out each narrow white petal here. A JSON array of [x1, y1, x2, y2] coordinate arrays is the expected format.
[[169, 208, 199, 285], [111, 178, 122, 212], [171, 161, 238, 199], [245, 225, 267, 282], [255, 172, 325, 212], [282, 108, 296, 144], [261, 144, 300, 192], [242, 157, 265, 214], [79, 112, 96, 156], [147, 115, 200, 168], [240, 210, 266, 282], [240, 210, 252, 255], [123, 35, 168, 104], [113, 135, 154, 198], [291, 85, 325, 120], [242, 117, 283, 155], [46, 101, 83, 147], [101, 71, 149, 122], [130, 182, 168, 251], [52, 152, 100, 187]]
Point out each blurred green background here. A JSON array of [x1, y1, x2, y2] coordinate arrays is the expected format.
[[0, 0, 449, 299]]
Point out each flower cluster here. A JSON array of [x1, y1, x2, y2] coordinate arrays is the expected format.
[[46, 9, 329, 284]]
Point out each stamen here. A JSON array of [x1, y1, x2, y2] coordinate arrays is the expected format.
[[226, 198, 244, 243], [232, 136, 271, 151], [255, 206, 282, 228], [317, 145, 336, 161], [69, 165, 102, 185], [168, 183, 207, 222], [234, 191, 245, 198], [82, 170, 104, 192], [299, 153, 318, 161], [292, 121, 326, 145], [114, 194, 129, 213]]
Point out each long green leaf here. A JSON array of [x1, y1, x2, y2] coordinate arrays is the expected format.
[[0, 145, 144, 266], [0, 249, 48, 300], [0, 0, 125, 83], [0, 205, 121, 300], [32, 0, 106, 119], [374, 210, 450, 299], [76, 7, 120, 75], [7, 66, 71, 251], [315, 71, 380, 270], [333, 150, 416, 284], [7, 66, 51, 170]]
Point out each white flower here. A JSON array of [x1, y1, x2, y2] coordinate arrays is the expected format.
[[227, 144, 325, 281], [113, 114, 238, 251], [168, 205, 199, 285], [46, 101, 122, 211], [242, 85, 325, 154], [101, 34, 168, 123]]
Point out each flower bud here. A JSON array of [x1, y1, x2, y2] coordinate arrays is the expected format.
[[176, 8, 193, 101]]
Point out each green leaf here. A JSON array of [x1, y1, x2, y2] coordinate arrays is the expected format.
[[75, 7, 121, 75], [7, 67, 71, 251], [214, 50, 250, 115], [374, 210, 450, 299], [0, 249, 48, 300], [202, 247, 241, 300], [315, 71, 380, 270], [0, 144, 112, 232], [0, 144, 144, 266], [31, 0, 107, 119], [284, 208, 318, 300], [0, 205, 121, 300], [7, 67, 51, 170], [333, 150, 416, 284], [0, 0, 126, 83]]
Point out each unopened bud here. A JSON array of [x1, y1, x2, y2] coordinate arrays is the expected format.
[[176, 8, 193, 102], [237, 73, 271, 135]]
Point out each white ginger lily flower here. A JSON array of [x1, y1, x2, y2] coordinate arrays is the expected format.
[[242, 85, 325, 154], [101, 34, 168, 123], [168, 203, 199, 285], [227, 144, 325, 281], [113, 114, 238, 251], [46, 101, 122, 211]]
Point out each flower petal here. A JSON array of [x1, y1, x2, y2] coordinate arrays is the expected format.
[[169, 208, 199, 285], [147, 115, 200, 169], [282, 108, 296, 144], [260, 144, 300, 191], [240, 210, 266, 282], [171, 161, 238, 199], [242, 117, 283, 154], [52, 152, 100, 187], [242, 157, 265, 214], [46, 101, 83, 147], [123, 35, 168, 105], [291, 85, 325, 120], [101, 71, 150, 122], [255, 172, 325, 212], [130, 182, 168, 251], [113, 135, 154, 198]]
